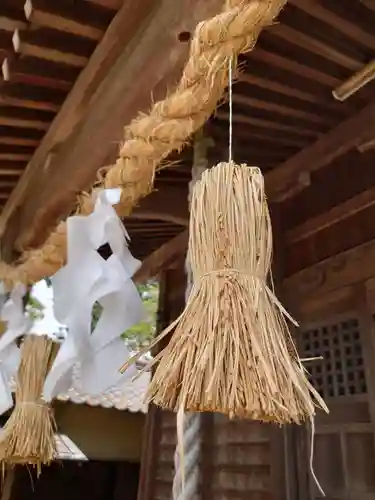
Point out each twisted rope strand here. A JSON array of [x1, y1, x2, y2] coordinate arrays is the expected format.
[[0, 0, 287, 288], [173, 131, 208, 500]]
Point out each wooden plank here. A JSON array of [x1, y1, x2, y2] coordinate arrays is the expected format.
[[2, 56, 78, 91], [0, 106, 52, 130], [0, 125, 43, 141], [354, 284, 375, 452], [0, 153, 31, 161], [0, 169, 22, 176], [285, 186, 375, 245], [249, 47, 341, 88], [288, 0, 375, 51], [24, 0, 113, 41], [271, 23, 362, 71], [232, 93, 334, 126], [283, 238, 375, 301], [0, 4, 27, 32], [217, 112, 321, 138], [134, 230, 188, 284], [2, 0, 224, 251], [12, 28, 94, 67], [0, 0, 159, 239], [0, 180, 16, 188], [239, 72, 346, 113], [0, 116, 49, 130], [266, 100, 375, 200], [137, 404, 161, 500]]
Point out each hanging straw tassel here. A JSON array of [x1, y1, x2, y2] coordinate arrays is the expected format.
[[124, 162, 328, 423], [0, 335, 57, 475]]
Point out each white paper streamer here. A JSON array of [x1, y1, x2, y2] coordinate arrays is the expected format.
[[0, 284, 30, 415], [43, 189, 145, 401]]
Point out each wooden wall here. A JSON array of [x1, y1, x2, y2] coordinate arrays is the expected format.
[[138, 260, 277, 500], [278, 150, 375, 500], [11, 461, 140, 500]]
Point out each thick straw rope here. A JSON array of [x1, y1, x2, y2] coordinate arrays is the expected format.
[[0, 0, 287, 289], [173, 133, 209, 500]]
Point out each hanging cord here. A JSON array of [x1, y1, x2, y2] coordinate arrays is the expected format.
[[228, 57, 233, 164], [227, 53, 325, 498], [309, 416, 325, 497], [173, 130, 211, 500]]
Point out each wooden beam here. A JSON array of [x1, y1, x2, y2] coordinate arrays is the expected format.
[[0, 136, 38, 146], [0, 4, 27, 32], [0, 153, 31, 161], [0, 168, 23, 176], [0, 107, 53, 130], [287, 0, 375, 51], [1, 0, 224, 251], [12, 28, 92, 68], [2, 56, 77, 91], [283, 238, 375, 303], [0, 0, 159, 240], [24, 0, 113, 41], [0, 180, 16, 188], [134, 230, 188, 284], [0, 116, 49, 130], [0, 80, 65, 112], [285, 186, 375, 246], [132, 185, 189, 226], [266, 100, 375, 200]]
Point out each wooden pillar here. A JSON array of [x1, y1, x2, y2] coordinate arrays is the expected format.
[[137, 260, 187, 500], [354, 283, 375, 448], [269, 203, 304, 500]]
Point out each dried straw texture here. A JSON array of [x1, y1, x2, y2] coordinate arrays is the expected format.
[[0, 0, 287, 290], [129, 163, 328, 423], [0, 335, 57, 475]]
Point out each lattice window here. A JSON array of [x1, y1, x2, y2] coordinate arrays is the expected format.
[[299, 317, 367, 399]]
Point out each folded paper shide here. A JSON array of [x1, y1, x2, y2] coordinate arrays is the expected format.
[[0, 283, 30, 416], [43, 188, 145, 401]]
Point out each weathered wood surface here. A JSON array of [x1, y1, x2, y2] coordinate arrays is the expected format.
[[3, 0, 224, 252], [0, 0, 157, 239]]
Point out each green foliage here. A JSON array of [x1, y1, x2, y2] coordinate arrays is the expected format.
[[28, 278, 159, 348], [91, 281, 159, 348], [26, 294, 45, 321]]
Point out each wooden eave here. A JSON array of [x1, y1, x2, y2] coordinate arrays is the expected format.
[[1, 0, 375, 291]]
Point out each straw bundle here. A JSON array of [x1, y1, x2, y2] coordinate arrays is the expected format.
[[0, 335, 57, 475], [135, 162, 328, 423]]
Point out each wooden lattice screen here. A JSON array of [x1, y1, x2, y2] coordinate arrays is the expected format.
[[300, 316, 367, 398]]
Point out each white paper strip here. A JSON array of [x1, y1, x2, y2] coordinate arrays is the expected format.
[[43, 189, 144, 401], [0, 284, 30, 414]]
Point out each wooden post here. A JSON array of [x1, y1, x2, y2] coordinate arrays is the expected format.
[[270, 203, 303, 500], [354, 282, 375, 449], [137, 271, 167, 500]]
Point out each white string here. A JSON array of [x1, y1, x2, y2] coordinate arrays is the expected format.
[[228, 57, 233, 164], [309, 416, 325, 497]]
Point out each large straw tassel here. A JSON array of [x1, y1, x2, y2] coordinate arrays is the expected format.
[[0, 335, 57, 475], [133, 162, 328, 423]]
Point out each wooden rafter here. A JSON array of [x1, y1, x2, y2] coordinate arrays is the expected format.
[[134, 230, 188, 284], [0, 4, 27, 32], [24, 0, 113, 41], [0, 0, 224, 250], [12, 28, 94, 68], [266, 100, 375, 200], [285, 186, 375, 246]]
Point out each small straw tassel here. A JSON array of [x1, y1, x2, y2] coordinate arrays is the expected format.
[[136, 162, 328, 423], [0, 335, 57, 475]]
